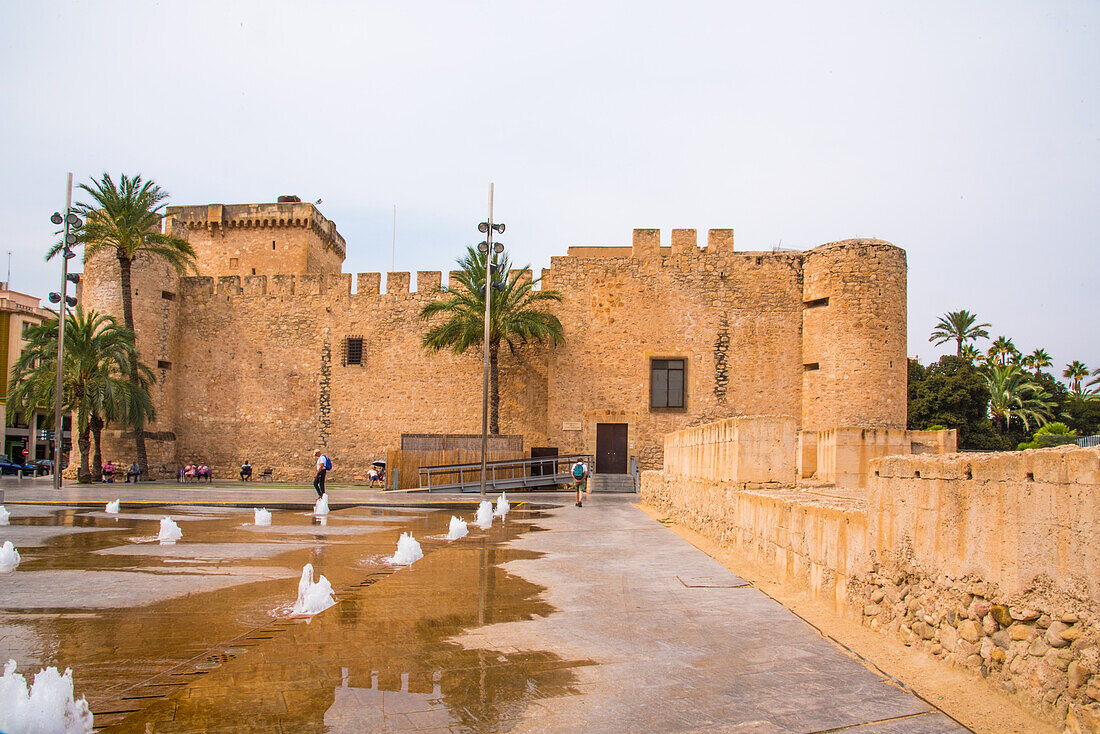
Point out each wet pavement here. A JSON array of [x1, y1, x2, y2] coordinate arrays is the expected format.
[[0, 488, 968, 733]]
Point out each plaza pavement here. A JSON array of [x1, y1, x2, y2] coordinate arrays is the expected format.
[[0, 480, 969, 732]]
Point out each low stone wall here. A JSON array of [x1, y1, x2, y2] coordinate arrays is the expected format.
[[642, 439, 1100, 731]]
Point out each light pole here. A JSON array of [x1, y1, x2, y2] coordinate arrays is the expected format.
[[477, 184, 505, 497], [48, 173, 81, 489]]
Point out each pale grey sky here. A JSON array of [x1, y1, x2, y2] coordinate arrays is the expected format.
[[2, 1, 1097, 379]]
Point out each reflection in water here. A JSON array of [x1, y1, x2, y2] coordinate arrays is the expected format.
[[1, 505, 589, 732]]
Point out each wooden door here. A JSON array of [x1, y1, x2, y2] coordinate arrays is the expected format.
[[595, 423, 628, 474]]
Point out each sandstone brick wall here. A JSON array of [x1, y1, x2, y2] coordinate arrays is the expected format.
[[641, 434, 1100, 730]]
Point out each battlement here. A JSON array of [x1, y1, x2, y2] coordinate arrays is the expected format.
[[175, 269, 532, 301], [165, 201, 346, 259]]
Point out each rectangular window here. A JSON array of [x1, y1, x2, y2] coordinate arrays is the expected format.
[[157, 360, 172, 370], [803, 362, 820, 372], [343, 336, 364, 366], [804, 297, 829, 309], [229, 257, 239, 268], [651, 358, 685, 409], [161, 291, 176, 301]]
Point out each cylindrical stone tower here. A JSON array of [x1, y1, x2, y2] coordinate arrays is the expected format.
[[79, 238, 183, 475], [801, 239, 907, 431]]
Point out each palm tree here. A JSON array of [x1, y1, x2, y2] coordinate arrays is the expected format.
[[1064, 360, 1090, 394], [929, 310, 991, 356], [987, 336, 1018, 366], [419, 246, 564, 434], [983, 364, 1055, 434], [48, 173, 196, 475], [959, 344, 982, 364], [8, 308, 154, 482], [1022, 348, 1052, 376]]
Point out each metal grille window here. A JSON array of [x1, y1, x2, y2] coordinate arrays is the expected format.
[[342, 336, 364, 366], [650, 358, 685, 408]]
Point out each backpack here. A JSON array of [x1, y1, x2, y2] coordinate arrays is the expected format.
[[572, 462, 585, 479], [323, 455, 332, 471]]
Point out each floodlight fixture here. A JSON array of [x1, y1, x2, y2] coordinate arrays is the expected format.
[[65, 232, 77, 245], [49, 292, 61, 303], [478, 241, 489, 253], [66, 273, 80, 285], [478, 222, 489, 233], [492, 223, 505, 234], [50, 212, 63, 225], [66, 213, 81, 227], [494, 242, 504, 253]]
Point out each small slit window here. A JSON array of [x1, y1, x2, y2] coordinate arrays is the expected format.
[[804, 297, 829, 309], [161, 291, 176, 301], [651, 358, 685, 409], [157, 360, 172, 370], [803, 362, 820, 372], [342, 336, 364, 366]]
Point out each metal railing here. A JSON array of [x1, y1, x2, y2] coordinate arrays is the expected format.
[[419, 454, 593, 493], [1078, 435, 1100, 448]]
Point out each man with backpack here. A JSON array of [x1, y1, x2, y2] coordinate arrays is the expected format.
[[313, 449, 332, 498], [571, 458, 589, 507]]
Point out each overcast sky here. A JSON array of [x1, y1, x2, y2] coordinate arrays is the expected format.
[[2, 1, 1097, 380]]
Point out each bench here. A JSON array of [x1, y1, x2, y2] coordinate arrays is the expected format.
[[259, 468, 274, 482]]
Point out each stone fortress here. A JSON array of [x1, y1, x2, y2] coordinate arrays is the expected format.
[[79, 196, 921, 483]]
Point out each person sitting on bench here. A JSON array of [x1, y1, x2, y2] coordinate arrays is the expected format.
[[125, 462, 140, 483], [240, 460, 252, 481]]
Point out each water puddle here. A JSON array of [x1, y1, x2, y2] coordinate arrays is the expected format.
[[0, 504, 590, 732]]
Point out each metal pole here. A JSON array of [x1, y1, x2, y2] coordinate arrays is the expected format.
[[53, 173, 73, 490], [478, 183, 494, 497]]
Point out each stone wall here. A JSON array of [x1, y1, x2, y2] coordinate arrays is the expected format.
[[641, 423, 1100, 730]]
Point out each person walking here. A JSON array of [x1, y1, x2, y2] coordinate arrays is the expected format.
[[571, 458, 588, 507], [313, 449, 331, 498]]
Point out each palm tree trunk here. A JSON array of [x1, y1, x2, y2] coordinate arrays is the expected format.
[[956, 337, 962, 357], [489, 339, 500, 435], [77, 425, 91, 483], [90, 415, 104, 481], [118, 255, 149, 478]]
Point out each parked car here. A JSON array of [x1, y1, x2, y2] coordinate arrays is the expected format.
[[33, 459, 54, 476], [0, 456, 25, 476]]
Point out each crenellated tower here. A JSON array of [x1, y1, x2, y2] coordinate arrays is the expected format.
[[164, 197, 346, 279]]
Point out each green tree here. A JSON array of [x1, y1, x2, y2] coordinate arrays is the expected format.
[[1064, 360, 1090, 394], [7, 308, 154, 482], [907, 356, 1003, 450], [1022, 348, 1052, 376], [987, 336, 1019, 366], [984, 364, 1055, 435], [419, 247, 564, 434], [48, 173, 196, 475], [928, 310, 991, 356]]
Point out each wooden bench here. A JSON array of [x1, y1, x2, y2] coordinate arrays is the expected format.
[[259, 468, 274, 482]]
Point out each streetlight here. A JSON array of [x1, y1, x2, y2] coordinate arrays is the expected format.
[[49, 174, 81, 489], [477, 184, 505, 497]]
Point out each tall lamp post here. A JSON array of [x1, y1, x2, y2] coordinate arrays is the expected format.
[[48, 173, 81, 490], [477, 184, 505, 497]]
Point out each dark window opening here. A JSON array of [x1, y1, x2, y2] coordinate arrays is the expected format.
[[804, 297, 829, 308], [803, 362, 820, 372], [272, 241, 276, 250], [161, 291, 176, 301], [343, 336, 364, 366], [251, 268, 256, 275], [157, 360, 172, 370], [650, 358, 685, 409]]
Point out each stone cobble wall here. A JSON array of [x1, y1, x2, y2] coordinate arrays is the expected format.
[[641, 439, 1100, 731]]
